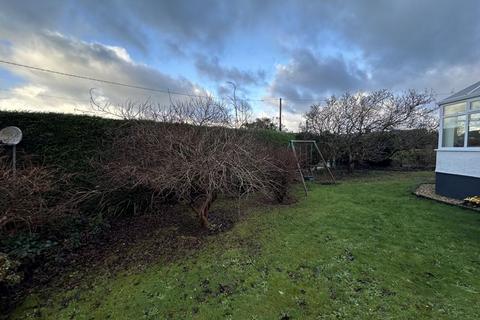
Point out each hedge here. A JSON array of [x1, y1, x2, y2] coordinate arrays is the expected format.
[[0, 111, 294, 173]]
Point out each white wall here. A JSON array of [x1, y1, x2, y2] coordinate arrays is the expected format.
[[436, 149, 480, 178]]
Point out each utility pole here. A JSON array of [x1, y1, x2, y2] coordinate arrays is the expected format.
[[279, 98, 282, 131]]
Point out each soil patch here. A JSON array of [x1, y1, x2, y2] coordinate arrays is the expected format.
[[2, 205, 245, 315]]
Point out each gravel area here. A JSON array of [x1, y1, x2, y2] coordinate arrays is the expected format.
[[415, 184, 480, 211]]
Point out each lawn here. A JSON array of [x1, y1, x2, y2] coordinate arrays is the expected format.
[[11, 171, 480, 319]]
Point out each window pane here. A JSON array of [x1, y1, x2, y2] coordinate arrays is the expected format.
[[468, 113, 480, 147], [444, 102, 466, 116], [471, 101, 480, 111], [442, 115, 466, 147]]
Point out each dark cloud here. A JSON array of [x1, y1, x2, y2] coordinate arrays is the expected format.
[[1, 0, 480, 127], [0, 0, 65, 37], [216, 84, 231, 97], [269, 49, 369, 107], [0, 0, 277, 55], [335, 1, 480, 68], [165, 40, 188, 58], [267, 0, 480, 108], [2, 1, 478, 90], [287, 1, 480, 91], [195, 55, 266, 87]]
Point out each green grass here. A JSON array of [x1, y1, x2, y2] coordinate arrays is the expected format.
[[11, 172, 480, 319]]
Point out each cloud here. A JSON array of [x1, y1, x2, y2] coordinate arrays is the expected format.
[[267, 0, 480, 112], [268, 49, 369, 110], [0, 0, 66, 38], [1, 0, 480, 130], [0, 32, 203, 114], [0, 0, 278, 56], [286, 1, 480, 94], [195, 55, 266, 88], [334, 1, 480, 69]]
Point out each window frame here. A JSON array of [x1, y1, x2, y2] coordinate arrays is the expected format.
[[439, 98, 480, 150]]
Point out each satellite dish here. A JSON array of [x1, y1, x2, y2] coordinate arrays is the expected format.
[[0, 126, 23, 145]]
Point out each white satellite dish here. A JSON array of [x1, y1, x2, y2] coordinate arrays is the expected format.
[[0, 126, 23, 145], [0, 126, 22, 173]]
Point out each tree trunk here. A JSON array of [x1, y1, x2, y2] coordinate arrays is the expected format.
[[348, 152, 355, 172], [191, 192, 216, 228], [199, 209, 209, 228]]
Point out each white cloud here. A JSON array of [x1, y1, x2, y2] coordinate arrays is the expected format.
[[0, 32, 203, 115], [0, 84, 84, 113], [105, 46, 133, 63]]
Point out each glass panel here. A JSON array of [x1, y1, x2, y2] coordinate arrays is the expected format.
[[471, 100, 480, 111], [444, 102, 466, 116], [468, 113, 480, 147], [442, 115, 466, 147]]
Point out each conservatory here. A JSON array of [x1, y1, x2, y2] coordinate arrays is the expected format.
[[436, 81, 480, 199]]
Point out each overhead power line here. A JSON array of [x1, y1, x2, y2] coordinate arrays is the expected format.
[[0, 59, 453, 106], [283, 98, 328, 102], [0, 59, 280, 103], [0, 59, 215, 98]]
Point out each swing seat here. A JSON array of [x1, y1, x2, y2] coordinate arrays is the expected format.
[[288, 140, 336, 196], [302, 168, 315, 181]]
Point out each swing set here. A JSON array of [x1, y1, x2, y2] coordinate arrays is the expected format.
[[288, 140, 336, 196]]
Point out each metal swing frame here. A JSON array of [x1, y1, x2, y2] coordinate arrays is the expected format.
[[288, 140, 336, 196]]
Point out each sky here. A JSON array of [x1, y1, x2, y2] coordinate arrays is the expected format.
[[0, 0, 479, 130]]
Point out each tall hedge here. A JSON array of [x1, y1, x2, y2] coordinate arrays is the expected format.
[[0, 111, 294, 173], [0, 112, 122, 176]]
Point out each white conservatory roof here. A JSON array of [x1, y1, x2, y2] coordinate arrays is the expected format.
[[439, 81, 480, 105]]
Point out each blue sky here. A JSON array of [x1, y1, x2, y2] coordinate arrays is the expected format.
[[0, 0, 479, 129]]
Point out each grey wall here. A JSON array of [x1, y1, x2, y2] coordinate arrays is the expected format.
[[436, 172, 480, 199]]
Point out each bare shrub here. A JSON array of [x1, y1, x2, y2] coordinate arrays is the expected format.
[[0, 158, 78, 234], [303, 90, 435, 171], [90, 92, 232, 126], [170, 96, 231, 126], [102, 124, 287, 227], [265, 147, 297, 203], [90, 95, 293, 225]]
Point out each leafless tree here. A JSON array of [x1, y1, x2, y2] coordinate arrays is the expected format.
[[226, 81, 252, 128], [235, 99, 253, 127], [90, 91, 292, 227], [304, 90, 435, 171], [226, 81, 239, 126], [102, 124, 286, 228], [90, 90, 232, 126]]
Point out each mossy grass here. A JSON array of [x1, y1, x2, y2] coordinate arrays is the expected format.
[[11, 171, 480, 319]]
